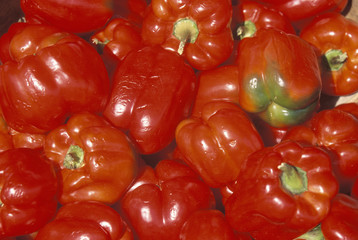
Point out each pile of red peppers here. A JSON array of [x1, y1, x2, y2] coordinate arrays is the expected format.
[[0, 0, 358, 239]]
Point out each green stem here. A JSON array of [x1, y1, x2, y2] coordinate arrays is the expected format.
[[92, 38, 110, 46], [63, 145, 85, 169], [278, 162, 308, 195], [324, 49, 348, 71], [295, 225, 325, 240], [173, 18, 199, 55], [237, 20, 257, 39]]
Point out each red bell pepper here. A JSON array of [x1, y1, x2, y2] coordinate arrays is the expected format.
[[0, 22, 110, 134], [235, 28, 322, 127], [20, 0, 113, 33], [176, 101, 264, 187], [103, 45, 197, 155], [44, 112, 138, 205], [119, 159, 216, 240], [35, 201, 133, 240], [191, 65, 240, 118], [335, 102, 358, 118], [8, 128, 45, 149], [257, 0, 348, 31], [0, 148, 58, 238], [321, 193, 358, 239], [0, 109, 45, 150], [141, 0, 234, 70], [281, 125, 317, 145], [308, 104, 358, 192], [91, 17, 143, 63], [233, 0, 295, 39], [297, 193, 358, 240], [254, 121, 290, 146], [282, 103, 358, 191], [179, 209, 252, 240], [300, 12, 358, 96], [225, 140, 339, 240]]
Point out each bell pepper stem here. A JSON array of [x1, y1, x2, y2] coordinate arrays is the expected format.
[[278, 162, 308, 195], [63, 145, 85, 169], [324, 49, 348, 71], [178, 40, 186, 55], [294, 224, 325, 240], [173, 18, 199, 55], [237, 20, 257, 39], [92, 38, 110, 46]]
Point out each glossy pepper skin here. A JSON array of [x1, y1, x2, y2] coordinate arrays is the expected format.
[[179, 209, 251, 240], [298, 193, 358, 239], [179, 209, 252, 240], [8, 128, 45, 149], [91, 17, 143, 63], [20, 0, 113, 33], [300, 12, 358, 96], [233, 0, 295, 39], [309, 104, 358, 177], [282, 103, 358, 192], [297, 193, 358, 240], [191, 65, 240, 118], [0, 22, 110, 134], [44, 112, 138, 205], [257, 0, 348, 31], [119, 159, 216, 240], [35, 201, 133, 240], [236, 28, 322, 128], [0, 109, 45, 150], [225, 140, 339, 240], [0, 148, 58, 238], [321, 193, 358, 240], [141, 0, 234, 70], [176, 101, 264, 187], [103, 45, 197, 155]]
